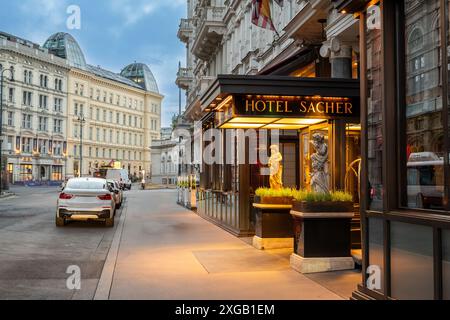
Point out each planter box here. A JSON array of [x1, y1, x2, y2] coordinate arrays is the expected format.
[[251, 203, 294, 250], [254, 196, 294, 205], [289, 210, 355, 273], [292, 201, 354, 213]]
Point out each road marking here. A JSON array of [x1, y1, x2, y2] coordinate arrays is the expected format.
[[93, 199, 127, 300]]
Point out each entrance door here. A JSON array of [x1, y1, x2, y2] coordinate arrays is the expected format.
[[279, 142, 297, 188]]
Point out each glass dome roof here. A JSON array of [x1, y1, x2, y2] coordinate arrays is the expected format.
[[43, 32, 87, 69], [120, 63, 159, 93]]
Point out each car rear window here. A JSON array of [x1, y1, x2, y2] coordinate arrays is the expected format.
[[66, 180, 106, 190]]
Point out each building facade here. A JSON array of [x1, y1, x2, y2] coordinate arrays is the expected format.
[[177, 0, 359, 176], [0, 32, 69, 185], [176, 0, 450, 300], [43, 33, 163, 179], [150, 127, 179, 185]]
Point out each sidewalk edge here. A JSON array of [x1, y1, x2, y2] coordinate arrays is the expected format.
[[93, 201, 127, 300]]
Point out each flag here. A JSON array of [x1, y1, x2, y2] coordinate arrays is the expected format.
[[251, 0, 275, 31]]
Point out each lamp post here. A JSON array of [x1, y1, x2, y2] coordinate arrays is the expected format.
[[0, 66, 14, 195], [77, 113, 85, 177]]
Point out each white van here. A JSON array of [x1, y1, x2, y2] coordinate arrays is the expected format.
[[106, 169, 131, 190]]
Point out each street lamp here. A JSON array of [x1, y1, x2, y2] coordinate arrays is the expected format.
[[0, 66, 14, 195], [77, 113, 86, 177]]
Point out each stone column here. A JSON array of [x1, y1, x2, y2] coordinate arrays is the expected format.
[[320, 37, 355, 190], [320, 37, 353, 79]]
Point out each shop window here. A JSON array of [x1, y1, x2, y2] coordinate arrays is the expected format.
[[19, 164, 33, 182], [390, 222, 434, 300], [366, 3, 383, 211], [51, 166, 63, 181], [444, 230, 450, 300], [403, 0, 443, 210], [368, 218, 384, 294]]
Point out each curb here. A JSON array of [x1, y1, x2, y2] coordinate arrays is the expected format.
[[93, 200, 128, 300]]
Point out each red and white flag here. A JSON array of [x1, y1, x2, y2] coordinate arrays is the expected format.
[[251, 0, 275, 31]]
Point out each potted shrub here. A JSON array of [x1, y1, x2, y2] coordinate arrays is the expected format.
[[254, 187, 295, 205], [292, 190, 354, 213]]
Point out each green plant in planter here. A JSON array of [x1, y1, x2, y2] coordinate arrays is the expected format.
[[255, 187, 295, 198], [293, 190, 353, 202]]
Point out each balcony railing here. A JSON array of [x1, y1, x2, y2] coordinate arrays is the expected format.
[[175, 67, 193, 90], [177, 18, 193, 43], [191, 6, 226, 60]]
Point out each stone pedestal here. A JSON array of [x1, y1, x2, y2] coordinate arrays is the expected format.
[[290, 253, 355, 274], [252, 203, 294, 250], [290, 210, 354, 273]]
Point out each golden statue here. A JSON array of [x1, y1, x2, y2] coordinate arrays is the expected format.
[[269, 145, 283, 189]]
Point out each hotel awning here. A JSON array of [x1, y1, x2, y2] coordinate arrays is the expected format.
[[200, 75, 360, 129]]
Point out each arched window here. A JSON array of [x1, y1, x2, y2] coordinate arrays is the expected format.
[[408, 27, 423, 52]]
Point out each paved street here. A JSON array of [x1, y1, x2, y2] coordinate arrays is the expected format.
[[0, 185, 123, 300]]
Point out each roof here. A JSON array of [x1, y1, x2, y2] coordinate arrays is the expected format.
[[43, 32, 87, 69], [120, 63, 159, 93], [86, 64, 144, 90]]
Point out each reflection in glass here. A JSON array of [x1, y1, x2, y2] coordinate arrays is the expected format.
[[368, 218, 384, 294], [405, 0, 444, 209], [366, 4, 383, 211], [391, 222, 434, 300]]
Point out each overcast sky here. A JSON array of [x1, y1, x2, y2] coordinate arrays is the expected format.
[[0, 0, 186, 127]]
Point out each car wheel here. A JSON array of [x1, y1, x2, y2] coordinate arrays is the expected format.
[[56, 216, 66, 227], [105, 217, 114, 227]]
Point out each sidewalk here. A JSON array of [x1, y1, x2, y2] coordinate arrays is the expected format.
[[100, 189, 347, 300]]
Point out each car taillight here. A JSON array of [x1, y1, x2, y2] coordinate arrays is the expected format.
[[59, 193, 74, 200], [97, 194, 112, 201]]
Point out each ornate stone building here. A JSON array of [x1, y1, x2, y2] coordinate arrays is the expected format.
[[0, 31, 69, 184], [43, 33, 163, 178]]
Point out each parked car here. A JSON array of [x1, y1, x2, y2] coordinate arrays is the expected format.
[[106, 169, 131, 190], [56, 177, 116, 227], [107, 179, 123, 209]]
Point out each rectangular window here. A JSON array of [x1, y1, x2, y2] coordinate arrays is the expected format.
[[39, 95, 48, 109], [22, 114, 32, 129], [7, 112, 14, 126], [39, 117, 48, 131], [390, 222, 434, 299], [53, 119, 62, 133], [8, 88, 14, 103], [22, 91, 32, 106]]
